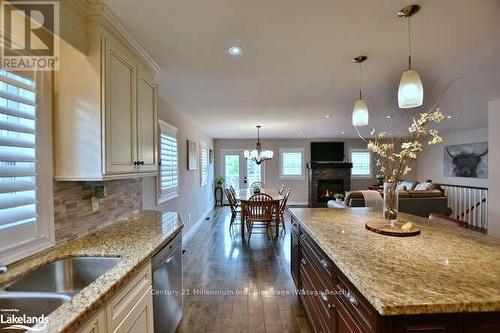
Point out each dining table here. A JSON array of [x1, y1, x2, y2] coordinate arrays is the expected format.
[[234, 188, 284, 236]]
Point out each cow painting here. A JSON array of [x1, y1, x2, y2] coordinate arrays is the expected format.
[[444, 142, 488, 178]]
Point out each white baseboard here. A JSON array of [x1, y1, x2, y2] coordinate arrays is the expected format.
[[182, 207, 213, 246]]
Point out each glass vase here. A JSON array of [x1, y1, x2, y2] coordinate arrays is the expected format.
[[383, 182, 399, 225]]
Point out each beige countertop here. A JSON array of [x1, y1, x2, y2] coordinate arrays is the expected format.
[[0, 210, 183, 332], [289, 207, 500, 316]]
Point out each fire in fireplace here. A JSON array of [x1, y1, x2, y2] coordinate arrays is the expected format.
[[317, 179, 344, 203]]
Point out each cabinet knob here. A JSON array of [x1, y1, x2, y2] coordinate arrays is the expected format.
[[347, 291, 357, 306], [140, 161, 145, 165], [301, 258, 306, 265], [133, 161, 138, 165]]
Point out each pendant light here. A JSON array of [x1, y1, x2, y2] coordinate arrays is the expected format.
[[398, 4, 423, 109], [244, 126, 273, 165], [352, 55, 369, 127]]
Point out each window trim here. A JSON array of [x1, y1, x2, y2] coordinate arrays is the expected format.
[[157, 120, 179, 204], [350, 148, 373, 178], [200, 141, 208, 187], [279, 147, 305, 180], [0, 71, 55, 265]]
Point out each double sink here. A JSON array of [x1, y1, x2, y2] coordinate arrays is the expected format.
[[0, 256, 121, 324]]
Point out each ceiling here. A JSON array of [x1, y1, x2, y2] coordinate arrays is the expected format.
[[103, 0, 500, 139]]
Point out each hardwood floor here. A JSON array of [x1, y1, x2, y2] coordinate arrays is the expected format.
[[177, 207, 311, 333]]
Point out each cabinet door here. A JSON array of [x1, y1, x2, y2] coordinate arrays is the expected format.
[[78, 309, 107, 333], [113, 286, 154, 333], [136, 66, 158, 172], [104, 37, 137, 174], [291, 227, 300, 288]]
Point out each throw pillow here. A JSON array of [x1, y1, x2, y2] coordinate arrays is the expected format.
[[414, 182, 432, 191], [396, 184, 406, 191]]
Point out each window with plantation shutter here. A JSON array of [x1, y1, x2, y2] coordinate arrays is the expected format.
[[280, 148, 305, 180], [0, 70, 54, 264], [200, 141, 208, 186], [351, 149, 372, 177], [158, 120, 178, 203]]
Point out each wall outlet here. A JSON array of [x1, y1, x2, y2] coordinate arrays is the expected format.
[[91, 197, 100, 212]]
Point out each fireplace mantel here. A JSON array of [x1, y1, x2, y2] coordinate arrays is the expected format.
[[307, 161, 353, 169]]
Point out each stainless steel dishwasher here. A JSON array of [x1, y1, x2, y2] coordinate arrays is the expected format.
[[152, 231, 183, 333]]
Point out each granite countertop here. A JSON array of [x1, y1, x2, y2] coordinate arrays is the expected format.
[[0, 210, 183, 332], [289, 207, 500, 316]]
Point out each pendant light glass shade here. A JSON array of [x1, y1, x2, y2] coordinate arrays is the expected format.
[[352, 99, 369, 126], [398, 69, 423, 108]]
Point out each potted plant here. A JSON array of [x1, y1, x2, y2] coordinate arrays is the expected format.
[[334, 193, 344, 203], [215, 176, 224, 188]]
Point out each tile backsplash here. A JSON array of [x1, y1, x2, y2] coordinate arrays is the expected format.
[[53, 178, 142, 245]]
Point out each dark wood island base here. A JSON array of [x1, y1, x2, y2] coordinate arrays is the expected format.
[[291, 217, 500, 333]]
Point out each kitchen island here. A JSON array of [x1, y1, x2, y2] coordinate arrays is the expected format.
[[289, 207, 500, 333]]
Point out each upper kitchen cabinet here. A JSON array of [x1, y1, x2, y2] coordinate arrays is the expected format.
[[54, 1, 159, 181]]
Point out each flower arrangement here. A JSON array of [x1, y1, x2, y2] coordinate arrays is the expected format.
[[334, 193, 344, 202], [367, 107, 445, 183], [365, 107, 445, 221]]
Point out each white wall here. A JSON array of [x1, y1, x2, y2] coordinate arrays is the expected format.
[[143, 98, 214, 238], [416, 127, 489, 188], [214, 138, 391, 205], [488, 99, 500, 237]]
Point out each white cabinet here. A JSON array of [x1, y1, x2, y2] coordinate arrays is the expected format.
[[78, 309, 107, 333], [54, 2, 159, 181], [136, 65, 158, 173], [79, 263, 154, 333], [104, 37, 138, 174]]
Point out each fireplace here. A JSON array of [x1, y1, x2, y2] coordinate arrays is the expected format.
[[317, 179, 344, 203], [308, 161, 352, 207]]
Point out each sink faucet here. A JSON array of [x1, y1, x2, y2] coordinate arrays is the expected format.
[[0, 262, 7, 274]]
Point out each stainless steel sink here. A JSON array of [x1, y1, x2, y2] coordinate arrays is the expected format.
[[4, 256, 121, 294], [0, 292, 71, 329]]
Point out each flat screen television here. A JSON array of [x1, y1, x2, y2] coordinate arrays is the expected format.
[[311, 142, 344, 161]]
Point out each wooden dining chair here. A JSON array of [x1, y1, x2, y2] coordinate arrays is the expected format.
[[244, 193, 275, 240], [277, 184, 285, 195], [225, 188, 241, 230], [229, 185, 239, 204], [276, 188, 291, 232]]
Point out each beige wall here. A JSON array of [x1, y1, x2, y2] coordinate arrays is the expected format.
[[488, 99, 500, 237], [214, 138, 382, 204], [143, 98, 214, 239], [416, 127, 489, 188]]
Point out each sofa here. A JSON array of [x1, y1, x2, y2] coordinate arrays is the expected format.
[[344, 181, 451, 218]]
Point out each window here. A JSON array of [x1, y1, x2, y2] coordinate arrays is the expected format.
[[351, 149, 372, 177], [158, 120, 178, 203], [0, 70, 54, 264], [280, 148, 305, 180], [200, 141, 208, 186]]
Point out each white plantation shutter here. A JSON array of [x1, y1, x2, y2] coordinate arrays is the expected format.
[[280, 148, 304, 180], [200, 141, 208, 186], [158, 120, 178, 202], [351, 150, 372, 177], [0, 70, 38, 231]]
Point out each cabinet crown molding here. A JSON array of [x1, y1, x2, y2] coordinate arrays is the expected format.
[[86, 1, 161, 74]]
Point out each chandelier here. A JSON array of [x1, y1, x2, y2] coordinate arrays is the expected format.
[[244, 125, 273, 165]]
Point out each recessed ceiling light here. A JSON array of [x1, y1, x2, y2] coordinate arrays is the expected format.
[[446, 115, 453, 119], [341, 131, 345, 135], [386, 115, 392, 119], [300, 131, 304, 135], [228, 46, 243, 56], [325, 115, 332, 119]]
